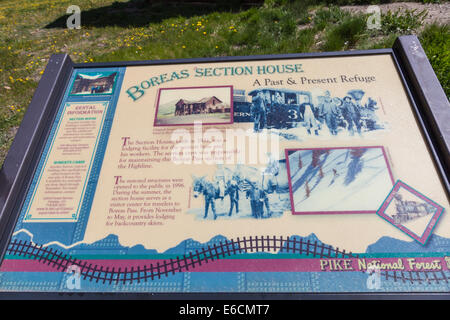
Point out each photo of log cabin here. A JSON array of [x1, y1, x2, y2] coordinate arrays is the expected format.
[[175, 96, 230, 115], [70, 71, 117, 95], [155, 86, 233, 126]]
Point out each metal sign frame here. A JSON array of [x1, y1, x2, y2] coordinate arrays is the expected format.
[[0, 35, 448, 299]]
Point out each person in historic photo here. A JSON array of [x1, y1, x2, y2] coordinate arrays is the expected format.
[[227, 175, 241, 217], [318, 91, 340, 135], [341, 95, 362, 136], [299, 96, 319, 136], [250, 98, 260, 132], [246, 183, 266, 218], [215, 176, 226, 200], [261, 187, 271, 218], [361, 97, 380, 131], [251, 91, 267, 132], [246, 183, 259, 218], [193, 176, 218, 220], [270, 91, 285, 128], [258, 91, 268, 131]]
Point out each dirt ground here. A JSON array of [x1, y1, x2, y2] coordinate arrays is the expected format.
[[341, 2, 450, 26]]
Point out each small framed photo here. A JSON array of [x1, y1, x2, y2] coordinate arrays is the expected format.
[[69, 71, 118, 96], [154, 85, 233, 126], [377, 180, 444, 245]]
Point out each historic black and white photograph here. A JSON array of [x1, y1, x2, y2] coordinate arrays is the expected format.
[[189, 159, 291, 220], [286, 146, 394, 214], [154, 85, 233, 126], [383, 186, 438, 234], [70, 71, 117, 95], [233, 87, 386, 140]]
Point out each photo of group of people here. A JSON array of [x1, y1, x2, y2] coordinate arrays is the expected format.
[[233, 87, 385, 139], [190, 158, 291, 220]]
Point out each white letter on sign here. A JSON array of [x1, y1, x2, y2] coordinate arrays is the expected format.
[[66, 5, 81, 30], [66, 265, 81, 290], [366, 5, 381, 30]]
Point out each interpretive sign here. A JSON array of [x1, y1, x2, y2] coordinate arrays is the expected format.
[[0, 35, 448, 298]]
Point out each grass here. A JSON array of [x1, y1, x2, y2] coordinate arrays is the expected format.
[[322, 14, 368, 51], [420, 24, 450, 97], [0, 0, 448, 165]]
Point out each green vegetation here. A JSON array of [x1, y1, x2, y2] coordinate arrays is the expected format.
[[0, 0, 448, 165], [381, 8, 428, 34], [420, 24, 450, 97], [322, 14, 367, 51]]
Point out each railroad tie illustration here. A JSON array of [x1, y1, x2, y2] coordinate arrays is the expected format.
[[5, 238, 449, 286]]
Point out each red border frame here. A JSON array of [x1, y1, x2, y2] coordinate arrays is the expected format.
[[153, 85, 234, 126], [285, 146, 395, 215]]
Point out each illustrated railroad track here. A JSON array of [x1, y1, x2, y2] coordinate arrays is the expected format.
[[5, 237, 450, 286], [379, 269, 449, 285]]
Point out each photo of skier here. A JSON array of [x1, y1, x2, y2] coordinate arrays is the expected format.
[[286, 146, 394, 214]]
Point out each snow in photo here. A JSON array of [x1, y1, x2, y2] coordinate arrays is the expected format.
[[286, 146, 394, 214]]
